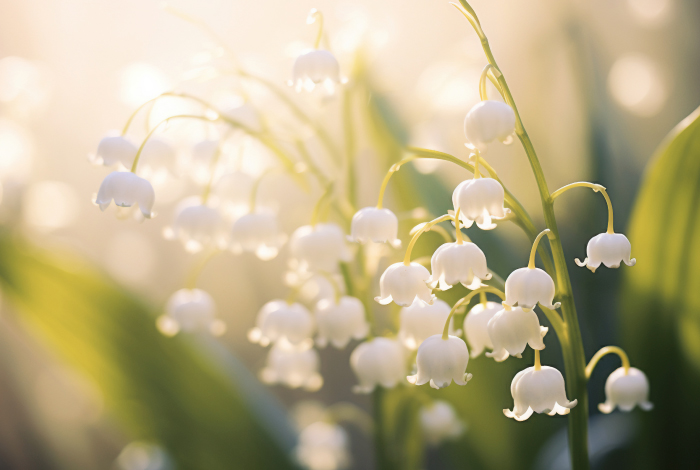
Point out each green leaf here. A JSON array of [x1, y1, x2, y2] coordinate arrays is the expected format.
[[0, 235, 299, 470]]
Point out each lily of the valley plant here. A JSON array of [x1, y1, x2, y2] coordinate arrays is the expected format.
[[91, 2, 651, 469]]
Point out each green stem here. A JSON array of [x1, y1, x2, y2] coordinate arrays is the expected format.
[[372, 387, 394, 470]]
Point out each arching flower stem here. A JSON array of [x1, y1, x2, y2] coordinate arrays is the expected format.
[[376, 156, 418, 209], [534, 349, 542, 371], [478, 63, 505, 101], [201, 142, 225, 205], [248, 167, 286, 213], [307, 9, 324, 50], [585, 346, 631, 379], [551, 182, 615, 234], [310, 182, 335, 226], [403, 214, 453, 266], [528, 229, 552, 269], [441, 286, 505, 340]]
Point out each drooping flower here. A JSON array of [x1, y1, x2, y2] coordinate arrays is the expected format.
[[315, 296, 369, 349], [156, 288, 226, 337], [452, 178, 510, 230], [260, 338, 323, 391], [504, 366, 577, 421], [189, 139, 221, 185], [248, 300, 315, 347], [291, 50, 342, 94], [350, 337, 405, 393], [398, 299, 453, 350], [285, 271, 345, 306], [598, 367, 653, 413], [290, 223, 352, 272], [463, 301, 501, 357], [504, 267, 560, 311], [138, 136, 177, 179], [575, 232, 636, 273], [295, 421, 351, 470], [407, 334, 472, 389], [95, 171, 155, 218], [163, 203, 228, 253], [348, 207, 401, 248], [375, 262, 435, 307], [464, 100, 516, 152], [215, 171, 254, 219], [419, 401, 465, 446], [231, 211, 287, 260], [486, 304, 547, 362], [427, 242, 491, 290], [91, 135, 137, 168]]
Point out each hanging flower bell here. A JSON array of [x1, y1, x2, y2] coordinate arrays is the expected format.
[[248, 300, 315, 347], [463, 301, 501, 358], [375, 262, 435, 307], [314, 296, 369, 349], [231, 211, 287, 261], [157, 288, 226, 337], [348, 207, 401, 248], [486, 304, 547, 362], [452, 177, 510, 230], [504, 364, 577, 421], [427, 241, 491, 290], [576, 232, 636, 272], [350, 337, 405, 394], [260, 338, 323, 391], [398, 299, 454, 350], [163, 204, 228, 253], [91, 134, 137, 168], [598, 367, 653, 413], [407, 334, 472, 389], [95, 171, 155, 218], [419, 401, 465, 446], [463, 100, 516, 152], [290, 223, 352, 273]]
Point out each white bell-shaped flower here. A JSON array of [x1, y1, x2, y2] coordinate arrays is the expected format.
[[95, 171, 155, 218], [290, 223, 352, 273], [295, 421, 350, 470], [248, 300, 315, 347], [407, 334, 472, 389], [156, 288, 226, 337], [315, 296, 369, 349], [452, 178, 510, 230], [348, 207, 401, 248], [285, 271, 345, 305], [464, 100, 516, 152], [598, 367, 653, 413], [190, 139, 220, 185], [486, 305, 547, 362], [92, 135, 137, 167], [138, 137, 177, 179], [505, 267, 560, 311], [231, 212, 287, 260], [575, 232, 636, 273], [427, 242, 491, 290], [504, 365, 577, 421], [292, 49, 342, 94], [350, 337, 405, 393], [398, 299, 453, 350], [463, 301, 501, 357], [215, 171, 254, 219], [375, 262, 435, 307], [260, 338, 323, 391], [419, 401, 465, 446], [163, 204, 227, 253]]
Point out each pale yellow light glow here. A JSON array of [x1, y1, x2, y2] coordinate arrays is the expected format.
[[0, 118, 33, 180], [608, 55, 666, 117], [0, 56, 50, 113], [119, 62, 170, 108], [416, 61, 481, 113], [627, 0, 673, 26], [104, 230, 156, 285], [23, 180, 79, 231]]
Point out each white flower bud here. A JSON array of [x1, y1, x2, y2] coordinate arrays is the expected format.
[[95, 171, 155, 218], [463, 301, 501, 357], [292, 50, 342, 94], [290, 223, 352, 273], [350, 337, 405, 393], [486, 305, 547, 362], [452, 178, 510, 230], [504, 366, 577, 421], [248, 300, 315, 347], [427, 242, 491, 290], [260, 339, 323, 391], [505, 267, 560, 311], [599, 367, 653, 413], [348, 207, 401, 248], [375, 262, 435, 307], [315, 296, 369, 349], [157, 288, 225, 337], [231, 212, 287, 260], [408, 334, 472, 389], [92, 135, 137, 168], [215, 171, 254, 219], [163, 204, 227, 253], [464, 100, 516, 152], [139, 137, 177, 178], [398, 299, 453, 350], [295, 421, 350, 470], [575, 232, 636, 273], [420, 401, 465, 446]]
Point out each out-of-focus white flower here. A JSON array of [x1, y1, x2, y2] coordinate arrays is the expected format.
[[486, 305, 547, 362], [398, 299, 453, 350], [375, 262, 435, 307], [315, 296, 369, 349], [290, 223, 352, 272], [231, 212, 287, 260], [292, 50, 342, 94], [138, 137, 177, 179], [598, 367, 653, 413], [575, 232, 636, 273], [286, 271, 345, 305], [463, 301, 501, 358], [504, 267, 560, 311], [452, 178, 510, 230], [504, 366, 577, 421], [407, 334, 472, 389], [190, 139, 220, 185], [348, 207, 400, 248], [427, 242, 490, 290], [95, 171, 155, 218], [260, 338, 323, 391], [350, 337, 405, 393], [295, 421, 350, 470], [420, 401, 465, 446], [222, 103, 261, 132], [163, 204, 227, 253], [464, 100, 515, 152], [248, 300, 315, 347], [91, 135, 137, 168], [215, 171, 254, 219], [156, 288, 226, 337]]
